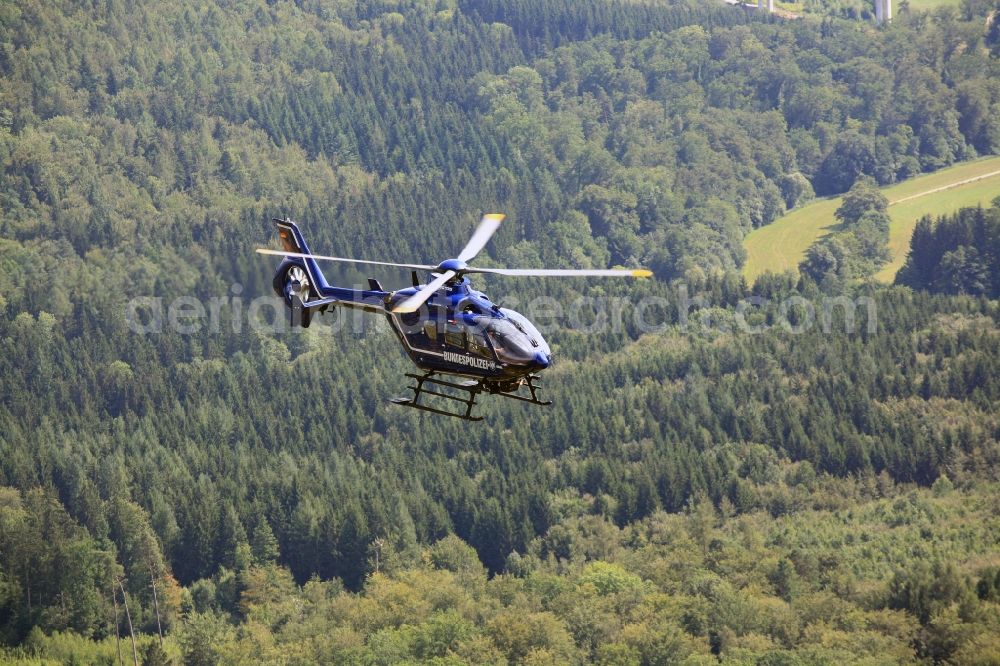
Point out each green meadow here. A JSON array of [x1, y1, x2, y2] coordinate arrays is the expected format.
[[742, 156, 1000, 284], [775, 0, 963, 15]]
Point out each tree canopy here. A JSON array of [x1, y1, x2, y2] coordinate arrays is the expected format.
[[1, 0, 1000, 662]]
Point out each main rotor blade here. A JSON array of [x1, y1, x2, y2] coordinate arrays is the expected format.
[[256, 248, 435, 271], [466, 267, 653, 278], [392, 270, 457, 314], [457, 213, 505, 263]]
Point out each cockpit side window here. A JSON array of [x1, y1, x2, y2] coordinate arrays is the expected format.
[[469, 332, 490, 356]]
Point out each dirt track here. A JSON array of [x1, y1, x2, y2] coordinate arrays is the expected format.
[[890, 169, 1000, 205]]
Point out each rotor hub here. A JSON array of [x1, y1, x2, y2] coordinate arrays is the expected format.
[[436, 258, 468, 273]]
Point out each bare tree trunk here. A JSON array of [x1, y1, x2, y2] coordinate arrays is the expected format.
[[149, 565, 163, 646], [117, 577, 139, 666], [112, 582, 124, 666]]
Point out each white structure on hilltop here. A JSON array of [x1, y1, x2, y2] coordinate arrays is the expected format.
[[757, 0, 775, 12], [875, 0, 892, 23]]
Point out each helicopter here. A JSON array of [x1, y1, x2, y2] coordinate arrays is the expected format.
[[257, 214, 651, 421]]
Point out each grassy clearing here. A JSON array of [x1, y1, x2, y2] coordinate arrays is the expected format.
[[902, 0, 964, 11], [742, 156, 1000, 284], [772, 0, 961, 17], [741, 198, 842, 281]]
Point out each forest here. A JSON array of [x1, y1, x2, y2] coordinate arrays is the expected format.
[[896, 200, 1000, 296], [2, 0, 1000, 662]]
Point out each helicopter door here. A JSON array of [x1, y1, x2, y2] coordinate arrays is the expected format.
[[420, 319, 442, 350], [401, 317, 439, 352], [422, 320, 439, 346], [444, 322, 466, 351], [399, 305, 449, 353]]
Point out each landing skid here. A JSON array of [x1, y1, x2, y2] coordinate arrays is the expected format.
[[391, 372, 483, 421], [390, 372, 551, 421], [484, 374, 552, 407]]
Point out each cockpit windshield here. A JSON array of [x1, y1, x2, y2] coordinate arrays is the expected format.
[[485, 310, 550, 363], [483, 320, 531, 362], [500, 309, 550, 356]]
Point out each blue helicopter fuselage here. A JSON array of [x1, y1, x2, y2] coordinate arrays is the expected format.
[[263, 215, 646, 418], [385, 278, 551, 381], [273, 250, 551, 383]]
